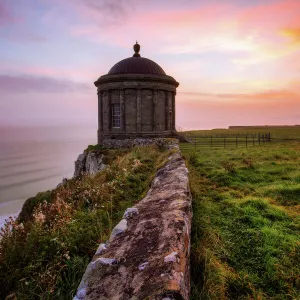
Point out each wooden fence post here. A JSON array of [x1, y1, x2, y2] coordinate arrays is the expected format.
[[246, 135, 248, 147]]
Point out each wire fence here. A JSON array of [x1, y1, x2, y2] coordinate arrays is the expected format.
[[176, 126, 271, 149]]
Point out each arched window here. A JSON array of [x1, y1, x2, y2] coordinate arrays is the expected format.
[[112, 103, 121, 128]]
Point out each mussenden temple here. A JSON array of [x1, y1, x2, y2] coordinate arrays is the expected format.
[[94, 42, 180, 145]]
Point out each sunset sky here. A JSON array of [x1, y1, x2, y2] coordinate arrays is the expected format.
[[1, 0, 300, 130]]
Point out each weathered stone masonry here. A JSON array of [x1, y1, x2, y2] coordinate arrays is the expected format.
[[96, 75, 178, 143], [74, 149, 192, 300], [94, 42, 179, 144]]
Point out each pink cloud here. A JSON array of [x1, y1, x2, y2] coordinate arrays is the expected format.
[[67, 0, 300, 65], [71, 3, 238, 52], [0, 1, 48, 44], [238, 0, 300, 29], [0, 75, 91, 93], [0, 31, 48, 43], [179, 89, 298, 101], [41, 0, 136, 30], [0, 1, 18, 26], [0, 59, 105, 84]]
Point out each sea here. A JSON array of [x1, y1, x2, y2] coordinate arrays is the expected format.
[[0, 126, 96, 228]]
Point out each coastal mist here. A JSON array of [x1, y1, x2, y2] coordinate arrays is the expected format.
[[0, 126, 95, 226]]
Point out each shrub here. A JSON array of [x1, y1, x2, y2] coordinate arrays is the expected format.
[[242, 158, 255, 169], [85, 144, 105, 152], [18, 191, 53, 223], [221, 160, 236, 174]]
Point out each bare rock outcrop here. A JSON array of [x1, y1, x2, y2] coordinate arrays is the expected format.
[[74, 151, 192, 300], [74, 151, 106, 177]]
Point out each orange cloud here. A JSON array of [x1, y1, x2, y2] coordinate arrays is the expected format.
[[176, 94, 300, 129], [179, 89, 298, 102], [282, 28, 300, 44]]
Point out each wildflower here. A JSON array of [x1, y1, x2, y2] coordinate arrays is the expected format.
[[132, 159, 142, 169], [64, 253, 70, 260], [34, 211, 46, 224]]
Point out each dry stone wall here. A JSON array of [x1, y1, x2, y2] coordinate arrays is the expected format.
[[74, 149, 192, 300]]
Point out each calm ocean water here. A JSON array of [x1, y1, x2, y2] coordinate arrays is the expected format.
[[0, 126, 96, 227]]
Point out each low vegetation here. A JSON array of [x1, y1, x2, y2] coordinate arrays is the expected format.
[[0, 145, 172, 299], [187, 125, 300, 140], [2, 126, 300, 299], [182, 138, 300, 299]]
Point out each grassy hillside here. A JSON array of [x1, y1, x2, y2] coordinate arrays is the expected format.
[[0, 146, 172, 300], [182, 140, 300, 299]]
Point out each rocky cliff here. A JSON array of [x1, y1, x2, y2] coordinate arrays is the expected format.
[[74, 151, 106, 178]]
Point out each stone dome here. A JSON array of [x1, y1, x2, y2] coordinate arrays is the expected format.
[[107, 42, 166, 76], [108, 57, 166, 75]]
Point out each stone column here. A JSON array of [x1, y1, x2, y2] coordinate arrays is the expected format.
[[98, 91, 102, 132], [108, 90, 112, 131], [152, 89, 157, 131], [164, 91, 168, 131], [165, 91, 172, 131], [172, 92, 176, 130], [97, 90, 101, 144], [120, 89, 125, 131], [102, 90, 109, 133], [168, 91, 172, 131], [137, 89, 142, 132]]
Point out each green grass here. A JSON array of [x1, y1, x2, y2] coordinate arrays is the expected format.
[[182, 140, 300, 299], [179, 126, 300, 150], [0, 145, 173, 300], [187, 125, 300, 140]]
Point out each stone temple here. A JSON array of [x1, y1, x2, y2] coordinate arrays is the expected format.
[[94, 42, 179, 145]]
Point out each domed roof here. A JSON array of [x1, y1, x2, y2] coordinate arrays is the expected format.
[[108, 42, 166, 76]]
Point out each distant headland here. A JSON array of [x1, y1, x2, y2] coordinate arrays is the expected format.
[[229, 125, 300, 129]]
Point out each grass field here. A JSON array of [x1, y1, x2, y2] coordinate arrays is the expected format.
[[181, 127, 300, 299], [179, 126, 300, 150], [187, 126, 300, 140]]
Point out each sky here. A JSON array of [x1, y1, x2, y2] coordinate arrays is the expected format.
[[1, 0, 300, 130]]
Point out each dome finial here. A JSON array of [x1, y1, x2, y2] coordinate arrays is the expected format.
[[133, 41, 141, 57]]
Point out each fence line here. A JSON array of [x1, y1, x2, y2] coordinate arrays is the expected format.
[[176, 127, 271, 149]]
